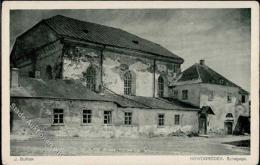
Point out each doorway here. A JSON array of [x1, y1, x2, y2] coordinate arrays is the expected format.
[[225, 121, 233, 135], [46, 65, 53, 79], [199, 115, 207, 135]]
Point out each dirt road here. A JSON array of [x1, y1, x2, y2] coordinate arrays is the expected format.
[[10, 135, 250, 155]]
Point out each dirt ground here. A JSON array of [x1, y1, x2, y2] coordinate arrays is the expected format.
[[10, 135, 250, 156]]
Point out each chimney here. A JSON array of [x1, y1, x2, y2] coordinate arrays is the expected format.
[[200, 59, 205, 65], [11, 68, 19, 88], [98, 85, 105, 95]]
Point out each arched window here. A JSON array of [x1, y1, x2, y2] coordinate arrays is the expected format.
[[86, 66, 96, 91], [124, 71, 132, 95], [158, 76, 164, 97], [226, 113, 233, 118], [46, 65, 53, 79]]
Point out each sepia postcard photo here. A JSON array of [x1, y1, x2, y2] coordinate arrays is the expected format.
[[1, 1, 259, 165]]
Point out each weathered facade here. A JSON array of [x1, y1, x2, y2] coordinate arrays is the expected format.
[[171, 60, 250, 135], [11, 98, 198, 138], [10, 15, 199, 138], [11, 15, 182, 97], [10, 15, 249, 137], [10, 75, 199, 137]]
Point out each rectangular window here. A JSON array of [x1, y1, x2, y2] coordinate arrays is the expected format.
[[82, 110, 92, 124], [174, 114, 180, 125], [241, 95, 246, 103], [104, 111, 112, 124], [182, 90, 188, 100], [208, 90, 214, 101], [53, 109, 64, 125], [124, 112, 132, 125], [28, 71, 35, 78], [158, 114, 165, 126], [227, 93, 232, 102], [35, 70, 41, 78]]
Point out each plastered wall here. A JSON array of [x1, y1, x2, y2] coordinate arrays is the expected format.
[[103, 50, 154, 96], [171, 83, 201, 107], [10, 98, 198, 138], [14, 41, 63, 79], [103, 49, 179, 97], [62, 45, 102, 91]]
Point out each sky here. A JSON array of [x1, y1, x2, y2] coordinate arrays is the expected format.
[[10, 9, 251, 91]]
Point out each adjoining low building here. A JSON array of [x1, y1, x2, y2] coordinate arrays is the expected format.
[[10, 15, 200, 138], [170, 60, 250, 135], [10, 69, 199, 138]]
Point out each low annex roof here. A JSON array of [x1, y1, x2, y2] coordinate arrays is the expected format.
[[10, 77, 146, 108], [177, 63, 249, 94], [11, 77, 107, 100], [11, 77, 199, 111], [125, 95, 199, 110]]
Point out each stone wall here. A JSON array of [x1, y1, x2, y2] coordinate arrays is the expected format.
[[12, 23, 58, 60], [14, 41, 63, 79], [10, 97, 198, 138], [171, 83, 201, 107], [62, 45, 102, 91], [171, 83, 250, 134], [36, 41, 64, 79], [103, 49, 180, 97], [11, 98, 117, 137], [61, 43, 181, 97], [11, 23, 59, 78], [154, 61, 180, 97], [199, 84, 246, 134], [103, 50, 154, 96], [14, 38, 182, 97]]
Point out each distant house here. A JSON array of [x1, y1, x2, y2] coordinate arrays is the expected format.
[[10, 15, 200, 138], [170, 60, 250, 135]]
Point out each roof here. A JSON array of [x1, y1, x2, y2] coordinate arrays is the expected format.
[[124, 96, 199, 110], [177, 63, 249, 93], [11, 77, 199, 111], [177, 64, 199, 82], [239, 88, 249, 95], [103, 90, 148, 108], [11, 77, 108, 100], [11, 77, 146, 108], [41, 15, 183, 62], [200, 106, 215, 115]]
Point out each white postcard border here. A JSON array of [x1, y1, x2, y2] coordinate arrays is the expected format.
[[2, 1, 259, 165]]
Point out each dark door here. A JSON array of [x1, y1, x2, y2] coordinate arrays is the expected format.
[[199, 116, 207, 134], [225, 122, 233, 135]]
